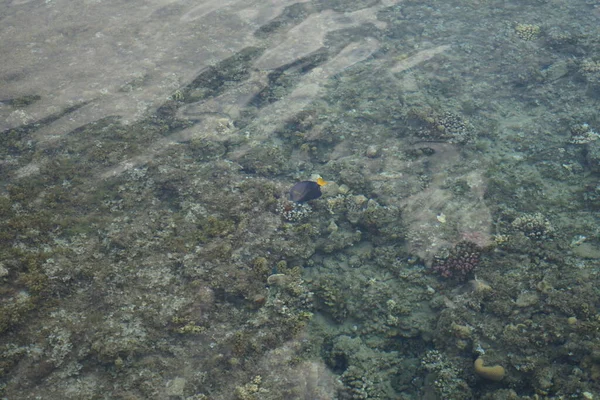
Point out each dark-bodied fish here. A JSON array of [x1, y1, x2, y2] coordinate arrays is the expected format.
[[289, 177, 327, 203]]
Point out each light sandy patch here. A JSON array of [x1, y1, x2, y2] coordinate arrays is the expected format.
[[255, 9, 386, 70], [0, 0, 259, 134], [389, 45, 451, 74], [376, 143, 492, 263]]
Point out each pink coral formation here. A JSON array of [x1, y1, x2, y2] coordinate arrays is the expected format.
[[432, 241, 482, 280]]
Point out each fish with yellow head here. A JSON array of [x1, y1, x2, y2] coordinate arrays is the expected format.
[[289, 177, 327, 203]]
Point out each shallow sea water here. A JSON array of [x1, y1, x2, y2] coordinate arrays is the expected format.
[[1, 0, 600, 398]]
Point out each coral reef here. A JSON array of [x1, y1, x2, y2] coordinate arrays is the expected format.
[[412, 109, 476, 144], [432, 241, 482, 280], [510, 213, 555, 241], [421, 350, 473, 399], [579, 59, 600, 86], [275, 198, 313, 222], [2, 0, 600, 399], [327, 335, 401, 399], [568, 123, 599, 145], [474, 357, 505, 382], [515, 23, 541, 41]]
